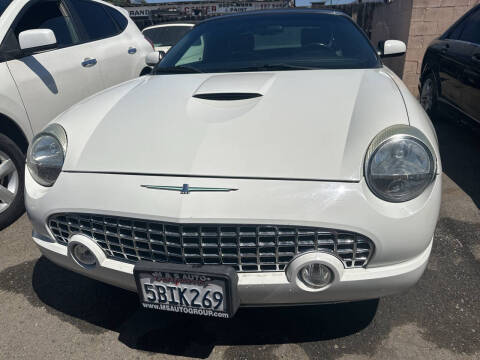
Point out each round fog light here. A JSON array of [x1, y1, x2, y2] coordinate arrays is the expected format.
[[299, 263, 333, 289], [72, 244, 96, 267]]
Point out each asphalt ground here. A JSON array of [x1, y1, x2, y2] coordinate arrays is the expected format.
[[0, 111, 479, 360]]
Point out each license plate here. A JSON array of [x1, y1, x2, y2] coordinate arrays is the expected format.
[[134, 262, 240, 318]]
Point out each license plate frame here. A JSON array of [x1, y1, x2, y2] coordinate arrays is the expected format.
[[134, 262, 240, 318]]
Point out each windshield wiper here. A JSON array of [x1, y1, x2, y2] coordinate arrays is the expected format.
[[234, 64, 318, 72], [154, 65, 203, 74]]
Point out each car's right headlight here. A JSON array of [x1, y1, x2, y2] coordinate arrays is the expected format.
[[27, 124, 67, 187], [365, 125, 437, 203]]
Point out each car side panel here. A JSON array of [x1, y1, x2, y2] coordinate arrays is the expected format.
[[0, 61, 33, 141], [462, 43, 480, 121], [0, 0, 32, 141], [123, 16, 153, 75], [95, 21, 151, 86], [128, 21, 154, 75], [71, 2, 150, 87], [437, 39, 473, 112], [6, 41, 105, 135], [92, 29, 137, 88]]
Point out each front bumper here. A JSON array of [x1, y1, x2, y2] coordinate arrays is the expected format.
[[33, 233, 432, 305], [26, 171, 441, 305]]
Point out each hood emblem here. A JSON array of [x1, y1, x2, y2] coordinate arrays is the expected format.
[[141, 184, 238, 194]]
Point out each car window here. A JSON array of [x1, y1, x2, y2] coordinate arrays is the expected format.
[[459, 9, 480, 45], [159, 13, 380, 74], [143, 26, 192, 47], [104, 6, 128, 32], [176, 35, 204, 66], [254, 26, 305, 50], [446, 20, 465, 40], [69, 0, 119, 41], [0, 0, 12, 17], [14, 1, 78, 48]]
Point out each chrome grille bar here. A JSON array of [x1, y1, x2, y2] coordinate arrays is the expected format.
[[48, 213, 375, 272]]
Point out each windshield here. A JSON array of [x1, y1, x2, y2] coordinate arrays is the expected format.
[[143, 25, 192, 47], [0, 0, 12, 17], [156, 12, 380, 74]]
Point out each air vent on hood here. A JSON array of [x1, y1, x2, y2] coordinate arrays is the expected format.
[[193, 93, 263, 101]]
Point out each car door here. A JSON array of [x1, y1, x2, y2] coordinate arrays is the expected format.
[[465, 45, 480, 122], [456, 8, 480, 122], [4, 0, 104, 134], [67, 0, 141, 88], [437, 17, 473, 112]]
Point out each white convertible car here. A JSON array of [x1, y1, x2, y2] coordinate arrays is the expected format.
[[25, 10, 441, 318]]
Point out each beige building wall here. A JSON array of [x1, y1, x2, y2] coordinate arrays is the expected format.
[[403, 0, 480, 96], [369, 0, 412, 78], [311, 1, 413, 77]]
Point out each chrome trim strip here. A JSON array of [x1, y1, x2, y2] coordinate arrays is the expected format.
[[62, 170, 361, 183], [141, 184, 238, 193]]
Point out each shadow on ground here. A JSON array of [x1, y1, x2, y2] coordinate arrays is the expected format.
[[433, 106, 480, 208], [23, 257, 377, 358]]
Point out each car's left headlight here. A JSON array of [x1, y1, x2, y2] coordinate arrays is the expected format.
[[27, 124, 67, 187], [365, 125, 437, 203]]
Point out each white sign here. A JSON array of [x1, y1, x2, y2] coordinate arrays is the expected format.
[[127, 6, 158, 17], [217, 6, 252, 13]]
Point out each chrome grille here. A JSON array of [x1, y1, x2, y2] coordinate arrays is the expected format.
[[48, 213, 374, 272]]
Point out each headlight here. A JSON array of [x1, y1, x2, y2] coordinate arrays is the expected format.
[[27, 124, 67, 187], [365, 125, 436, 203]]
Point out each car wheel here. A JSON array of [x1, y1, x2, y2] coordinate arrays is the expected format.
[[0, 133, 25, 230], [420, 73, 438, 118]]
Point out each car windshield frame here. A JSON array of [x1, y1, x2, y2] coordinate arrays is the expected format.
[[0, 0, 12, 17], [155, 11, 381, 75]]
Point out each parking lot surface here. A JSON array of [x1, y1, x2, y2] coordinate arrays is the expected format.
[[0, 114, 479, 360]]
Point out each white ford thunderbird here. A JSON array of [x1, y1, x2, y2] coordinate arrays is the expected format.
[[25, 10, 441, 318]]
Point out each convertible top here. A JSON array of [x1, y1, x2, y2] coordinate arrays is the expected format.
[[199, 8, 348, 25]]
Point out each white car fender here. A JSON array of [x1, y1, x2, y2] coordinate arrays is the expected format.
[[0, 62, 33, 141], [384, 67, 442, 175]]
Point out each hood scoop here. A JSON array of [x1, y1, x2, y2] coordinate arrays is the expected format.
[[193, 92, 262, 101], [193, 73, 275, 100]]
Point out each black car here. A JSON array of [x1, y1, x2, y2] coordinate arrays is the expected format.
[[420, 5, 480, 122]]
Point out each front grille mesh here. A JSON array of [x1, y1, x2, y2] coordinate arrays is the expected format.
[[48, 213, 374, 272]]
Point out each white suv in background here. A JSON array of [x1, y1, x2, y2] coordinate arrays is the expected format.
[[0, 0, 153, 228]]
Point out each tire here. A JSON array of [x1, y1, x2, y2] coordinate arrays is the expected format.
[[0, 133, 25, 230], [420, 72, 438, 118]]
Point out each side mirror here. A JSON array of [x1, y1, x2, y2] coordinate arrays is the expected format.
[[145, 51, 164, 66], [19, 29, 57, 54], [378, 40, 406, 57]]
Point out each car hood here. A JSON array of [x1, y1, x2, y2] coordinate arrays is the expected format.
[[60, 68, 409, 181]]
